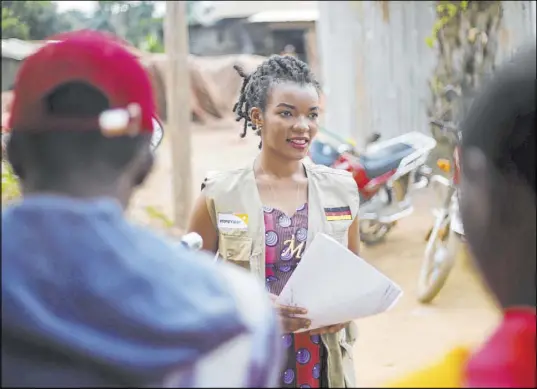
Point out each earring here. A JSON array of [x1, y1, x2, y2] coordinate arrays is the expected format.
[[256, 124, 262, 136]]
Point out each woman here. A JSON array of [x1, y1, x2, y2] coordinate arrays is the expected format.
[[188, 55, 360, 388]]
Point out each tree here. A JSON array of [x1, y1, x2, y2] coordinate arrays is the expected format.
[[91, 1, 124, 35], [140, 33, 164, 53], [1, 1, 73, 40], [1, 7, 29, 39], [2, 0, 168, 51], [60, 9, 90, 32], [427, 1, 502, 141], [91, 1, 163, 48], [123, 1, 159, 47]]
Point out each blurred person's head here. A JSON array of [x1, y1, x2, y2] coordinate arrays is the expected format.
[[6, 30, 158, 208], [232, 55, 321, 161], [460, 45, 536, 309]]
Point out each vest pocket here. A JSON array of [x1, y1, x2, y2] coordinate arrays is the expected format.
[[218, 233, 253, 270]]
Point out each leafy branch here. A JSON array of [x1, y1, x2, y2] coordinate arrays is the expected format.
[[1, 160, 21, 205], [2, 7, 30, 39], [425, 1, 469, 48], [144, 205, 174, 228]]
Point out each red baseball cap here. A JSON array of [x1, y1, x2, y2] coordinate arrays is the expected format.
[[8, 29, 157, 134]]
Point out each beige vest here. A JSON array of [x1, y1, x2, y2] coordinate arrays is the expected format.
[[204, 161, 360, 388]]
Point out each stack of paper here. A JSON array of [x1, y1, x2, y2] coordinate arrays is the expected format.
[[275, 233, 403, 332]]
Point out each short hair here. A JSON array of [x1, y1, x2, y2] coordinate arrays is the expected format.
[[461, 46, 535, 193], [7, 82, 151, 184], [232, 55, 321, 141]]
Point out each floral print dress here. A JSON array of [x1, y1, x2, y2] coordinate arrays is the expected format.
[[263, 203, 326, 388]]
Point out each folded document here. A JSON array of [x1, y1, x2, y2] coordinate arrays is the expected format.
[[275, 233, 403, 332]]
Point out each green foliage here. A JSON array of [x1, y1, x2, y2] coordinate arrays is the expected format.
[[425, 1, 470, 48], [141, 34, 165, 53], [60, 9, 90, 32], [1, 160, 21, 205], [91, 1, 163, 49], [1, 1, 167, 52], [2, 7, 30, 39], [1, 1, 72, 40], [144, 205, 174, 228]]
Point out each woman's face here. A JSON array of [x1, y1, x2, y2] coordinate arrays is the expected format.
[[252, 82, 320, 160]]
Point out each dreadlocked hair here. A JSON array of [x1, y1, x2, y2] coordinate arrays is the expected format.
[[232, 55, 321, 148]]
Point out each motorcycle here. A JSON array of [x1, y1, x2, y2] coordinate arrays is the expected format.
[[307, 129, 436, 245], [417, 120, 463, 304]]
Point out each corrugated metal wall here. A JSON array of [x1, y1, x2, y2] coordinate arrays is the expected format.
[[532, 1, 537, 37], [497, 1, 536, 63], [317, 1, 535, 146]]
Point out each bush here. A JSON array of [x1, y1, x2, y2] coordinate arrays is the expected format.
[[2, 160, 21, 205]]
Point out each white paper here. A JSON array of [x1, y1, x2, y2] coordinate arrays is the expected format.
[[275, 233, 403, 332]]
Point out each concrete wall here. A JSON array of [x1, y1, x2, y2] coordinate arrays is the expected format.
[[317, 1, 535, 147]]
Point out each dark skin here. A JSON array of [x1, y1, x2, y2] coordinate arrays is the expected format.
[[8, 105, 153, 209], [460, 147, 536, 309], [189, 82, 361, 334]]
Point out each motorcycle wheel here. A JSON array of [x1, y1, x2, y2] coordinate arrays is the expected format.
[[417, 221, 459, 304], [360, 220, 393, 246]]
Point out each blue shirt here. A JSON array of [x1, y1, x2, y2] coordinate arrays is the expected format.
[[2, 195, 282, 387]]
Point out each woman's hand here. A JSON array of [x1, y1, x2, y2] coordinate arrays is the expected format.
[[308, 322, 348, 336], [269, 294, 311, 333]]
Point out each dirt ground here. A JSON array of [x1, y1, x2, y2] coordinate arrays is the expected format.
[[130, 121, 499, 387]]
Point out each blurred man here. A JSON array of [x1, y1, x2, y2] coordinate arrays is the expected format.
[[388, 45, 535, 388], [1, 30, 282, 387]]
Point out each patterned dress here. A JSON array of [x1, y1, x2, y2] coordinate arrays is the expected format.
[[263, 203, 326, 388]]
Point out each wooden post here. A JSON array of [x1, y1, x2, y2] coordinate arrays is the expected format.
[[165, 2, 192, 230]]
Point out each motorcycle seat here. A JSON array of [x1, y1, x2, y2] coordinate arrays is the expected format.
[[360, 143, 415, 178], [309, 139, 341, 167]]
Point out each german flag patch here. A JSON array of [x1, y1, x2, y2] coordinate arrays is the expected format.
[[324, 206, 352, 221]]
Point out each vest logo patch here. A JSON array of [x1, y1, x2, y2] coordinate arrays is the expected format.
[[324, 206, 352, 221], [218, 213, 249, 230]]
